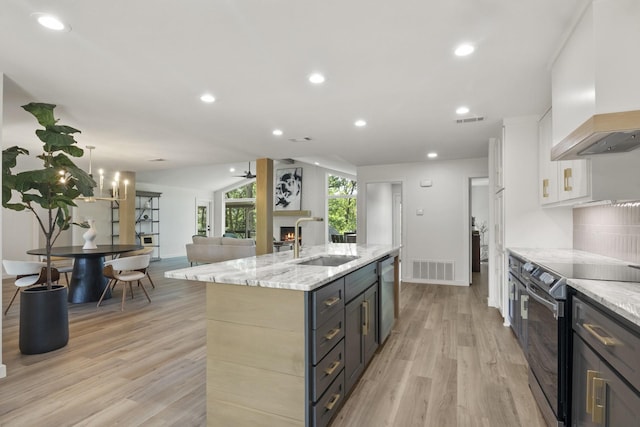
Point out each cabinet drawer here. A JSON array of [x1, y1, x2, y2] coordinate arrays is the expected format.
[[311, 339, 345, 402], [573, 296, 640, 392], [345, 262, 377, 302], [312, 310, 345, 364], [312, 370, 345, 427], [311, 277, 345, 329]]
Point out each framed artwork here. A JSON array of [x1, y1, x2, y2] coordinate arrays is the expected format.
[[275, 167, 303, 210]]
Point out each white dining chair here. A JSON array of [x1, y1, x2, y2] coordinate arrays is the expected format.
[[117, 247, 155, 288], [97, 254, 151, 311], [2, 260, 59, 315]]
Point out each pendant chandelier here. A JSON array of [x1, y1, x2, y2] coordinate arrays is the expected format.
[[77, 145, 128, 202]]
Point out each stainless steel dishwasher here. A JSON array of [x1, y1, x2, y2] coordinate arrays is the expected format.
[[378, 256, 395, 343]]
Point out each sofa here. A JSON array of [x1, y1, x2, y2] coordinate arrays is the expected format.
[[186, 236, 256, 266]]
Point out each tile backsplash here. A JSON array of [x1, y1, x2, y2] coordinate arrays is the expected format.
[[574, 204, 640, 265]]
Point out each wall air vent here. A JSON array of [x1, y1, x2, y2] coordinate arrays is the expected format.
[[412, 259, 454, 281], [455, 116, 485, 124], [288, 137, 312, 143]]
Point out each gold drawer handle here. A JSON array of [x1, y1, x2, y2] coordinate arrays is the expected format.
[[592, 377, 606, 424], [362, 300, 369, 336], [324, 296, 340, 307], [584, 323, 617, 346], [586, 370, 598, 414], [324, 328, 340, 340], [563, 168, 573, 191], [325, 393, 340, 411], [324, 360, 341, 376], [542, 179, 549, 198]]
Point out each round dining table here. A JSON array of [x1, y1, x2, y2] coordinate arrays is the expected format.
[[27, 244, 143, 303]]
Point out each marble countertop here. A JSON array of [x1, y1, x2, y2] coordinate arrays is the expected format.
[[508, 248, 640, 327], [165, 243, 400, 291]]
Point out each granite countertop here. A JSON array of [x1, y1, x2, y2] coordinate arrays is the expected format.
[[508, 248, 640, 327], [165, 243, 400, 291]]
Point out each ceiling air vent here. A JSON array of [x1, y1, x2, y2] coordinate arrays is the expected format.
[[455, 116, 485, 124], [288, 137, 312, 143]]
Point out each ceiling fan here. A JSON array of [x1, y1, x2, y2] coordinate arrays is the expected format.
[[234, 162, 256, 179]]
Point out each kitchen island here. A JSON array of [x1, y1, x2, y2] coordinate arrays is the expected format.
[[166, 243, 400, 427]]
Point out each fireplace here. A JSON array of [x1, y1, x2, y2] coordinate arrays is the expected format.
[[280, 226, 301, 244]]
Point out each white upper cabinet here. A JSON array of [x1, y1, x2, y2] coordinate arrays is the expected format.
[[539, 110, 559, 204], [552, 0, 640, 146], [539, 109, 590, 206]]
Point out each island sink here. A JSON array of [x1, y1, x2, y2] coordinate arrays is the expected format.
[[294, 255, 359, 267]]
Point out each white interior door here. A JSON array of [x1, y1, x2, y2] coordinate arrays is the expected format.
[[195, 199, 212, 236]]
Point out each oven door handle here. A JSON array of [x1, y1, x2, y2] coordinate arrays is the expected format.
[[526, 283, 564, 318]]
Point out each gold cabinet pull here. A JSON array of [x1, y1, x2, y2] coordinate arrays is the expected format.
[[520, 295, 528, 320], [325, 393, 340, 411], [586, 370, 598, 414], [324, 296, 340, 307], [584, 323, 617, 346], [324, 327, 340, 340], [542, 178, 549, 198], [563, 168, 573, 191], [324, 360, 341, 376], [362, 301, 369, 336], [592, 377, 606, 424]]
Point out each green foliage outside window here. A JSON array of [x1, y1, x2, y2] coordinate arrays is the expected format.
[[225, 182, 256, 238], [328, 175, 357, 235]]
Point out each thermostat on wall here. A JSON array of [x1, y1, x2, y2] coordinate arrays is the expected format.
[[420, 180, 432, 187]]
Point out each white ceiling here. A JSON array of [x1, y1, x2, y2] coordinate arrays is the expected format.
[[1, 0, 587, 190]]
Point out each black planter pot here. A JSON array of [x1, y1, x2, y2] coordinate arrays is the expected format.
[[19, 285, 69, 355]]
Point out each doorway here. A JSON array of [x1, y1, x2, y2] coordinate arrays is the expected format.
[[195, 199, 212, 237], [366, 182, 403, 277], [469, 177, 489, 284]]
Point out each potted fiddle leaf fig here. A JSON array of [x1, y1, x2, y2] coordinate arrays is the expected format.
[[2, 102, 96, 354]]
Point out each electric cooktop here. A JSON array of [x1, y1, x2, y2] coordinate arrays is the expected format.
[[539, 262, 640, 283]]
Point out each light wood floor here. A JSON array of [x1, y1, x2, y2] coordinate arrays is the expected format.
[[1, 259, 545, 426]]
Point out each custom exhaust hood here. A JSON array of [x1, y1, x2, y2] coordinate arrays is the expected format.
[[551, 110, 640, 161], [550, 0, 640, 162]]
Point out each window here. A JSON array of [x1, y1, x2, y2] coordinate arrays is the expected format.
[[327, 175, 357, 242], [225, 182, 256, 238]]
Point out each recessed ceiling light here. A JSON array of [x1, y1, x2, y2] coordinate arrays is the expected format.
[[354, 119, 367, 127], [456, 106, 470, 115], [200, 93, 215, 103], [454, 44, 475, 57], [314, 162, 320, 166], [428, 152, 438, 159], [272, 129, 283, 136], [309, 73, 325, 84], [229, 167, 235, 173], [35, 14, 68, 31]]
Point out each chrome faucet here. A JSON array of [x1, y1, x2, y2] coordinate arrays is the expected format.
[[293, 217, 324, 258]]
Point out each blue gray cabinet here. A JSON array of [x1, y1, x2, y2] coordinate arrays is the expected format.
[[571, 296, 640, 426], [308, 258, 382, 426]]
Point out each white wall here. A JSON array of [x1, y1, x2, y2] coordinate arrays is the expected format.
[[135, 183, 214, 259], [503, 116, 573, 249], [357, 157, 488, 285], [272, 162, 329, 246], [366, 182, 393, 245]]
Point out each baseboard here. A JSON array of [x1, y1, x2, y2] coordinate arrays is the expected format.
[[404, 278, 469, 287], [0, 364, 6, 379]]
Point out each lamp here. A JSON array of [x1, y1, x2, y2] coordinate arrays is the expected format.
[[76, 146, 128, 202]]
